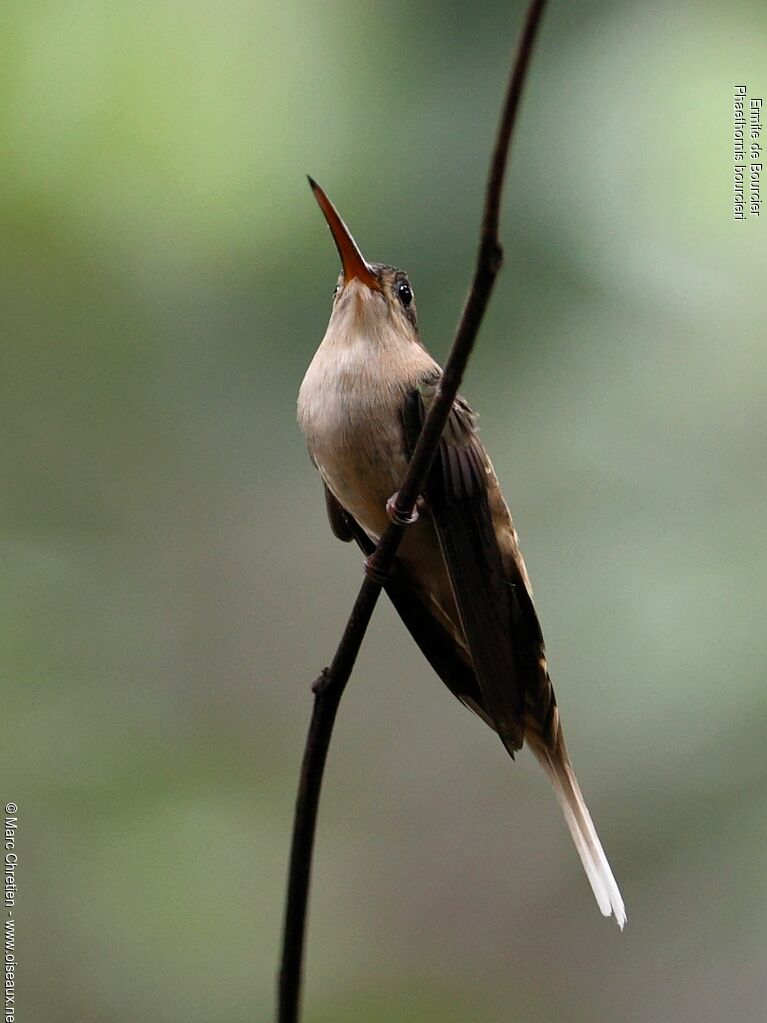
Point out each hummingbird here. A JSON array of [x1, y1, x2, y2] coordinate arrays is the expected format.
[[297, 178, 626, 928]]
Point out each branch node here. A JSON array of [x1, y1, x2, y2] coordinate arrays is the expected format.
[[487, 240, 504, 275], [311, 668, 331, 695]]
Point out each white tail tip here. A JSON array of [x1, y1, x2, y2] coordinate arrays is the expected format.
[[536, 747, 626, 929]]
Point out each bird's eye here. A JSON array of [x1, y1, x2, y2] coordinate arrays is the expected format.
[[333, 284, 340, 298], [397, 280, 413, 308]]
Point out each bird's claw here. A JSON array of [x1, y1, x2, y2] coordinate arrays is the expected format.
[[385, 492, 423, 526], [364, 554, 390, 585]]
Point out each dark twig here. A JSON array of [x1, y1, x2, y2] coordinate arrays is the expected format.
[[277, 3, 549, 1020]]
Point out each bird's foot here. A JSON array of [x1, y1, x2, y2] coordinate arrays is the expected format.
[[385, 492, 423, 526], [364, 554, 390, 585]]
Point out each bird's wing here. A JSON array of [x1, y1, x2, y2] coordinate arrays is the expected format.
[[321, 481, 490, 723], [402, 378, 529, 754], [323, 480, 356, 542]]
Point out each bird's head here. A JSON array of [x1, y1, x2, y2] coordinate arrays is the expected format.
[[308, 177, 419, 346]]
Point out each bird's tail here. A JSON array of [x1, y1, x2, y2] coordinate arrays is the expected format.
[[532, 739, 626, 929]]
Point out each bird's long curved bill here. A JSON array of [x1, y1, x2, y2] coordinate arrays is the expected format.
[[308, 177, 381, 292]]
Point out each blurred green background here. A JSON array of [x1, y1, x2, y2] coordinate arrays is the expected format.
[[3, 1, 767, 1020]]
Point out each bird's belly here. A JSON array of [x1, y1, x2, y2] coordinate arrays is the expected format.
[[298, 347, 459, 632], [316, 439, 460, 638], [313, 421, 409, 541]]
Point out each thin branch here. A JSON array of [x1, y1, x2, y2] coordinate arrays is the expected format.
[[277, 3, 549, 1020]]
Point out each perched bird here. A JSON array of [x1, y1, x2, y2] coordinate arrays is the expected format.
[[297, 178, 626, 928]]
